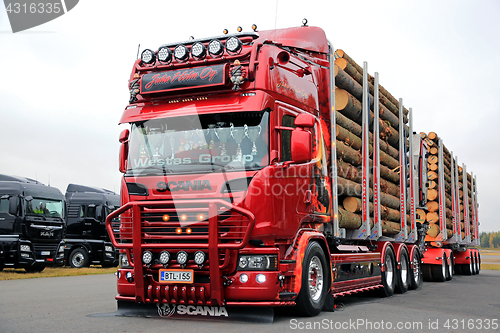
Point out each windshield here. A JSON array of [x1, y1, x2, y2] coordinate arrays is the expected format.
[[25, 198, 64, 218], [126, 110, 269, 176]]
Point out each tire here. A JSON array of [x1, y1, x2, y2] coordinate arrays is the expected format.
[[477, 253, 481, 273], [455, 261, 462, 275], [446, 255, 453, 281], [422, 264, 432, 282], [295, 242, 328, 317], [69, 248, 90, 268], [409, 249, 423, 290], [461, 256, 474, 275], [395, 250, 410, 294], [471, 255, 477, 275], [25, 266, 45, 273], [431, 255, 446, 282], [380, 247, 396, 297]]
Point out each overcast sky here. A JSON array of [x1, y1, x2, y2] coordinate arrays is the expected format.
[[1, 0, 499, 232]]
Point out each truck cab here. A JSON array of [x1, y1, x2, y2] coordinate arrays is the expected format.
[[64, 184, 120, 268], [0, 175, 65, 272]]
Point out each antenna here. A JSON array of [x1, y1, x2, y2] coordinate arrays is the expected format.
[[274, 0, 279, 29], [136, 44, 140, 60], [48, 174, 50, 186]]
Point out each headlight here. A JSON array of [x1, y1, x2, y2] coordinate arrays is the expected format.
[[157, 46, 172, 63], [208, 39, 224, 57], [58, 245, 65, 253], [174, 44, 189, 62], [191, 42, 206, 59], [105, 246, 113, 252], [225, 37, 242, 54], [193, 251, 206, 265], [20, 245, 31, 252], [119, 253, 131, 268], [142, 251, 153, 265], [141, 49, 156, 65], [176, 251, 188, 265], [159, 251, 170, 265], [237, 254, 278, 271]]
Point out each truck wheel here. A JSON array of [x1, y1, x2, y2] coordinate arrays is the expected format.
[[431, 255, 446, 282], [25, 266, 45, 273], [476, 253, 481, 273], [409, 250, 422, 290], [446, 255, 453, 281], [395, 250, 409, 294], [295, 242, 328, 317], [471, 255, 477, 275], [70, 248, 90, 268], [380, 247, 396, 297]]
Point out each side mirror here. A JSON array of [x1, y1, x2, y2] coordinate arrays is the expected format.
[[119, 129, 130, 174], [290, 113, 314, 164], [9, 196, 19, 215]]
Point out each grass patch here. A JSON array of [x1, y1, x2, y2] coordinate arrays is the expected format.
[[481, 264, 500, 271], [0, 266, 117, 281]]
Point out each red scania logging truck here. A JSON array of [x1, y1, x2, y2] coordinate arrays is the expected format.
[[106, 22, 477, 318]]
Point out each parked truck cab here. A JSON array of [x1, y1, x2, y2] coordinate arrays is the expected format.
[[0, 175, 65, 272], [64, 184, 120, 268]]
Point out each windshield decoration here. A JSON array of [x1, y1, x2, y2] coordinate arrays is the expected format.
[[127, 111, 269, 176], [140, 64, 226, 94]]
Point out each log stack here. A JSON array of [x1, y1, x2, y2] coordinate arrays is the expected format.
[[334, 49, 409, 236], [422, 132, 454, 239], [458, 167, 474, 241]]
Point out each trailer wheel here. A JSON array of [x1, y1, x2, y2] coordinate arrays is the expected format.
[[295, 241, 328, 317], [70, 248, 90, 268], [471, 255, 477, 275], [409, 250, 422, 290], [476, 252, 481, 274], [25, 266, 45, 273], [380, 247, 396, 297], [395, 250, 410, 294], [431, 255, 446, 282], [446, 255, 453, 281], [461, 256, 474, 275]]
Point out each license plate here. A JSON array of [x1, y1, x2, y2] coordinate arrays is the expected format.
[[41, 251, 50, 256], [159, 269, 194, 284]]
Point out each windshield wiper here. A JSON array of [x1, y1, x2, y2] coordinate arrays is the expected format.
[[134, 166, 174, 175]]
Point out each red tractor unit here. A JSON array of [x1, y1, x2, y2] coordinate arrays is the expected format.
[[107, 23, 430, 318]]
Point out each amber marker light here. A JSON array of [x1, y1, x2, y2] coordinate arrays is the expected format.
[[197, 214, 205, 221], [176, 228, 182, 234], [180, 214, 188, 221], [163, 214, 170, 221], [186, 228, 192, 234]]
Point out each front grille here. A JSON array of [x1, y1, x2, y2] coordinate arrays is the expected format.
[[108, 199, 254, 250], [32, 243, 59, 259]]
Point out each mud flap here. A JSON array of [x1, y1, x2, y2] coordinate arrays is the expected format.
[[115, 300, 274, 323], [322, 294, 335, 312]]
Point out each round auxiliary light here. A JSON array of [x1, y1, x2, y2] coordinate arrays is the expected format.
[[180, 214, 188, 221], [163, 214, 170, 222], [252, 24, 257, 32], [194, 251, 206, 265], [177, 251, 188, 265], [174, 44, 189, 62], [240, 273, 249, 283], [256, 273, 267, 284], [176, 228, 182, 234], [191, 42, 206, 59], [208, 39, 224, 57], [186, 228, 192, 234], [157, 46, 172, 63], [141, 49, 156, 65], [142, 250, 153, 265], [225, 37, 242, 54], [237, 26, 242, 32], [159, 251, 170, 265]]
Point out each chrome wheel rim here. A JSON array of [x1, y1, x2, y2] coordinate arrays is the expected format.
[[413, 254, 420, 283], [401, 254, 408, 286], [72, 252, 84, 267], [385, 253, 394, 287], [308, 256, 324, 302]]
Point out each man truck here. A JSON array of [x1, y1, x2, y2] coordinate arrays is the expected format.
[[105, 23, 477, 318], [64, 184, 120, 268], [0, 174, 65, 272]]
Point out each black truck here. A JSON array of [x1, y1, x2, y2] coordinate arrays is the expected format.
[[0, 175, 65, 272], [64, 184, 119, 268]]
